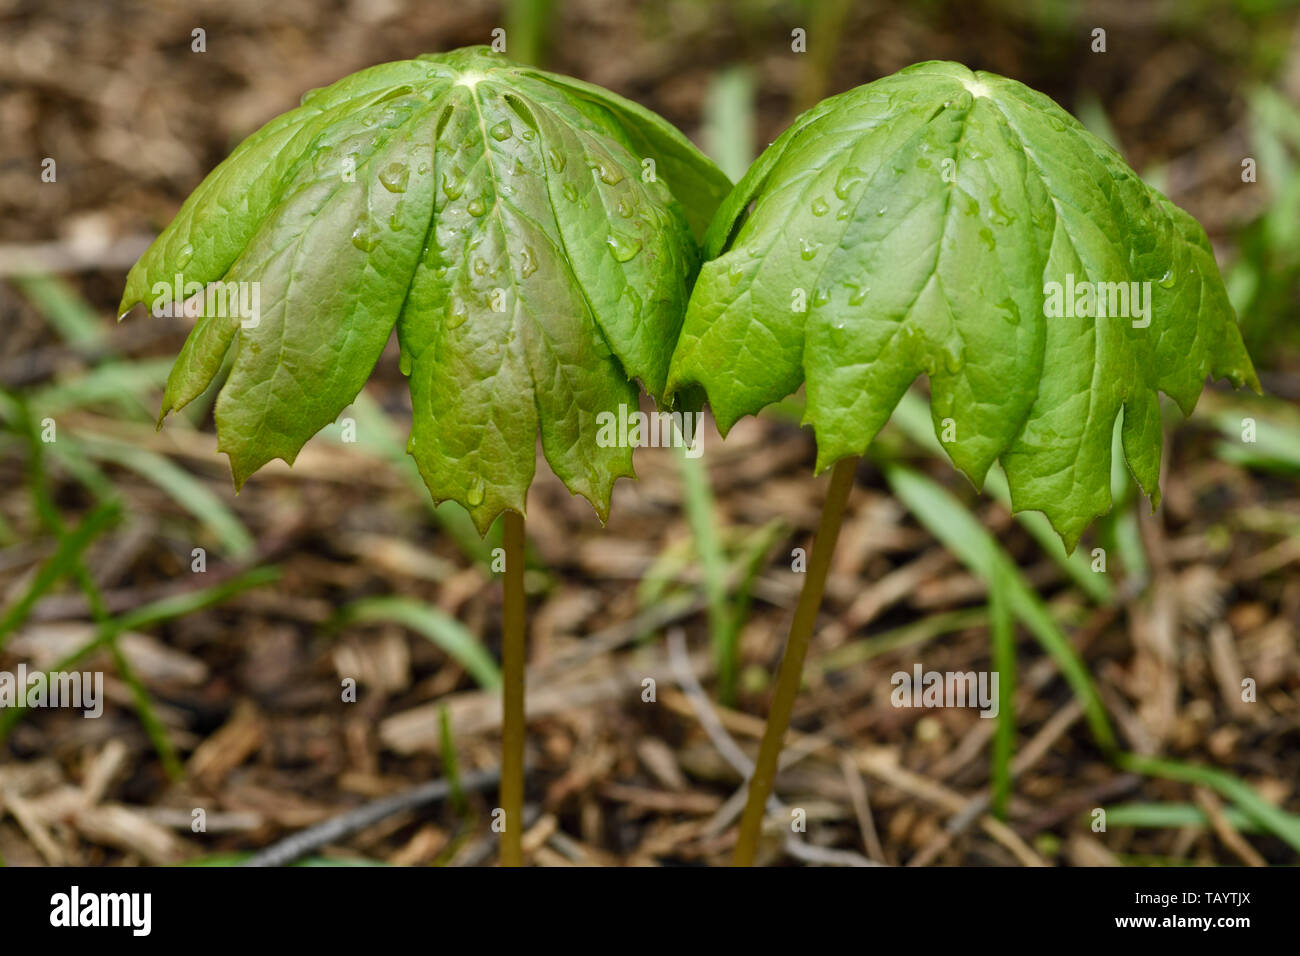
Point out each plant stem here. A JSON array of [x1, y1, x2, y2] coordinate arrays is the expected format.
[[733, 455, 858, 866], [499, 509, 527, 866]]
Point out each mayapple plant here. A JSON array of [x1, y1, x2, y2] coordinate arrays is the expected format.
[[118, 46, 729, 866], [666, 61, 1259, 866]]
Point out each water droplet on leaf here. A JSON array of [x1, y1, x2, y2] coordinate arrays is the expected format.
[[467, 477, 485, 506], [607, 230, 642, 262], [350, 219, 379, 252], [379, 162, 409, 193], [834, 166, 865, 201], [520, 246, 538, 277], [595, 162, 623, 186], [988, 192, 1015, 226], [447, 299, 468, 329]]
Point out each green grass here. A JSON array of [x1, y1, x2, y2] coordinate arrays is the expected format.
[[987, 559, 1016, 819], [332, 595, 502, 689], [0, 565, 280, 741], [1118, 752, 1300, 854], [881, 461, 1118, 753]]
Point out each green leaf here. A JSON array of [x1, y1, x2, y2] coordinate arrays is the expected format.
[[525, 69, 733, 242], [668, 61, 1258, 550], [119, 46, 728, 534]]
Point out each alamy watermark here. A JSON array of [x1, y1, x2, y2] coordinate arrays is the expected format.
[[151, 274, 261, 328], [891, 664, 999, 718], [1043, 274, 1151, 328], [595, 403, 703, 458], [0, 664, 103, 718], [50, 886, 150, 936]]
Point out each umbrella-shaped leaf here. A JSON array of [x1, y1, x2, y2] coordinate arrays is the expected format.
[[667, 61, 1258, 549], [119, 46, 730, 533]]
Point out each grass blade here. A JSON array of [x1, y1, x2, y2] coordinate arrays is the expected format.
[[702, 66, 757, 182], [506, 0, 555, 67], [815, 607, 988, 674], [439, 705, 469, 818], [888, 390, 1112, 603], [1206, 400, 1300, 474], [30, 359, 174, 416], [78, 437, 256, 562], [1118, 752, 1300, 854], [988, 559, 1016, 819], [1101, 802, 1263, 834], [0, 501, 119, 650], [883, 463, 1117, 753], [116, 566, 282, 632], [0, 567, 280, 740], [108, 638, 184, 780], [335, 596, 501, 689], [12, 273, 103, 346], [677, 446, 736, 703]]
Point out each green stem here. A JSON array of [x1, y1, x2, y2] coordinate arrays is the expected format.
[[499, 509, 527, 866], [734, 455, 858, 866]]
